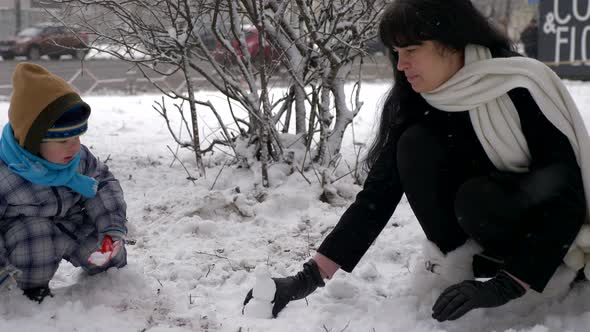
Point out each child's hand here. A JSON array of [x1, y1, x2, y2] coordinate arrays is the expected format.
[[98, 229, 126, 247], [87, 235, 124, 267]]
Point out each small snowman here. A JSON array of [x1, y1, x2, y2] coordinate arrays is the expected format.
[[243, 266, 276, 319]]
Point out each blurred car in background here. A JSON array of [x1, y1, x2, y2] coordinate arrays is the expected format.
[[211, 27, 385, 66], [0, 22, 88, 61], [212, 26, 281, 65]]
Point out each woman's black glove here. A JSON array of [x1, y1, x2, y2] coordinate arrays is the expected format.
[[243, 259, 325, 318], [432, 271, 526, 322]]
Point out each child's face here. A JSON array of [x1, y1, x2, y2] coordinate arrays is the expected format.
[[39, 137, 81, 164]]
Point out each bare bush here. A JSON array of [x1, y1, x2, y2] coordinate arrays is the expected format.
[[47, 0, 386, 187]]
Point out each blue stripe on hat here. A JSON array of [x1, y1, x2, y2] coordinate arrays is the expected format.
[[43, 106, 89, 141]]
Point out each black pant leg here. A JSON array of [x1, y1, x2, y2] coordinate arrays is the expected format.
[[396, 124, 469, 254], [455, 164, 586, 292], [454, 174, 531, 257]]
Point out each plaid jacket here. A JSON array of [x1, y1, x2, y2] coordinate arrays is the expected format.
[[0, 144, 127, 239]]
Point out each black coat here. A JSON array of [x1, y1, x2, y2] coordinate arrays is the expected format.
[[317, 72, 582, 274]]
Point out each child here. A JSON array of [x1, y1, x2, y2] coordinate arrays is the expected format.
[[0, 63, 128, 303]]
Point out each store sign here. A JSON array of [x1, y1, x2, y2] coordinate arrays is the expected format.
[[538, 0, 590, 80]]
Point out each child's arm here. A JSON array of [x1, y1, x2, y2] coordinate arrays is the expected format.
[[78, 145, 127, 242]]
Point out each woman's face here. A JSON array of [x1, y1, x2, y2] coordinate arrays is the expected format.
[[394, 40, 464, 93]]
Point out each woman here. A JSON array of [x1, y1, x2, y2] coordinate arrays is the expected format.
[[244, 0, 590, 322]]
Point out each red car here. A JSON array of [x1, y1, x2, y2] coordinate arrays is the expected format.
[[0, 23, 88, 61], [212, 27, 281, 65]]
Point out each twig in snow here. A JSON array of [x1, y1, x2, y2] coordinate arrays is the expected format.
[[155, 278, 163, 296], [331, 154, 343, 175], [194, 251, 236, 270], [169, 120, 184, 167], [309, 162, 322, 185], [205, 264, 215, 278], [102, 154, 112, 165], [210, 161, 228, 190], [339, 322, 351, 332], [306, 224, 313, 257], [294, 165, 312, 185], [332, 168, 356, 184], [166, 145, 197, 184], [321, 322, 351, 332]]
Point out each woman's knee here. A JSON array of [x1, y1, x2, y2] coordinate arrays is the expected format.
[[455, 174, 531, 235], [521, 164, 585, 207], [454, 176, 501, 230]]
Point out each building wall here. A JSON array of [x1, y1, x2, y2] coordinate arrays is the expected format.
[[0, 0, 65, 38], [0, 1, 34, 9], [472, 0, 538, 41], [509, 1, 538, 41], [0, 7, 54, 39], [0, 0, 14, 9], [0, 1, 61, 9]]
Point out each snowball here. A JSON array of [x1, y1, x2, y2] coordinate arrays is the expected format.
[[253, 266, 270, 278], [358, 263, 380, 281], [88, 251, 111, 266], [252, 267, 276, 301], [325, 279, 359, 299], [243, 266, 276, 319], [243, 298, 273, 319]]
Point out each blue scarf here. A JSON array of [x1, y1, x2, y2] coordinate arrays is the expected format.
[[0, 124, 97, 198]]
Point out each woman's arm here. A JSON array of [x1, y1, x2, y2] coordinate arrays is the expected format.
[[317, 137, 405, 273]]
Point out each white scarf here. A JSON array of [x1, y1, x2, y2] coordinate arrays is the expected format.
[[422, 45, 590, 268]]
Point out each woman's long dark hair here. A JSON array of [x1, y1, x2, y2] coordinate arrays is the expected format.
[[364, 0, 513, 169]]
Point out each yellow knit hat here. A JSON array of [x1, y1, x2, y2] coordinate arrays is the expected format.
[[8, 63, 90, 154]]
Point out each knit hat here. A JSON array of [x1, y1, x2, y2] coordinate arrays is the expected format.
[[43, 105, 89, 142], [8, 63, 91, 155]]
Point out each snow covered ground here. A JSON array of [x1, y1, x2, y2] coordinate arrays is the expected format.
[[0, 80, 589, 332]]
